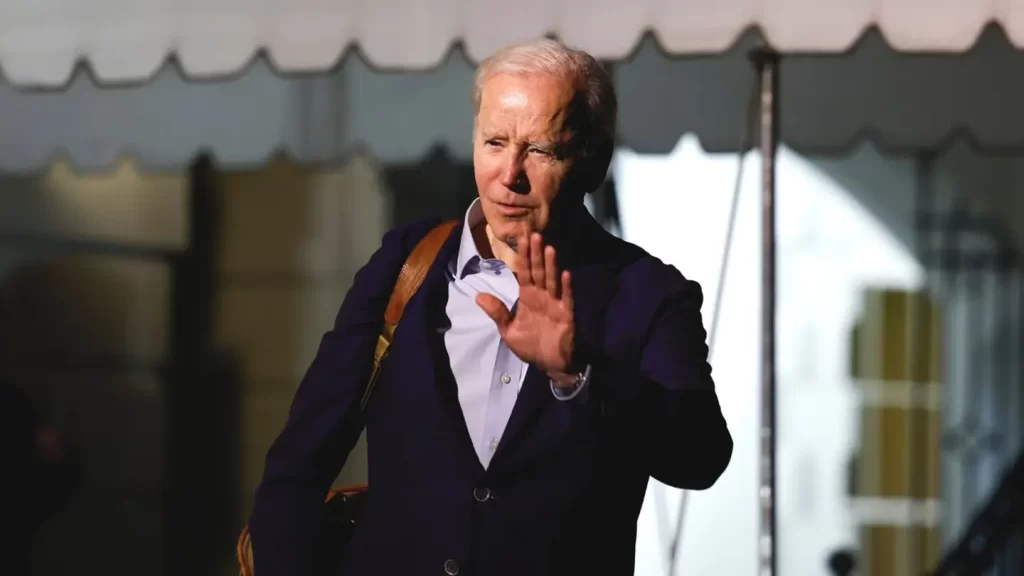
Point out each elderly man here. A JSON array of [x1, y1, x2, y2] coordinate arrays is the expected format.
[[249, 38, 732, 575]]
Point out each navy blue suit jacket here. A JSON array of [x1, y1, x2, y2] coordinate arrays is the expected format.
[[249, 209, 733, 575]]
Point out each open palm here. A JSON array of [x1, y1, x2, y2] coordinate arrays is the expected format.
[[475, 232, 574, 374]]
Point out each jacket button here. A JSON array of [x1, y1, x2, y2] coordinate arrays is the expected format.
[[473, 487, 491, 502], [444, 559, 460, 575]]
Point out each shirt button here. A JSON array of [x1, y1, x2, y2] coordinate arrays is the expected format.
[[473, 487, 492, 502], [444, 559, 460, 575], [489, 438, 499, 452], [501, 374, 511, 384]]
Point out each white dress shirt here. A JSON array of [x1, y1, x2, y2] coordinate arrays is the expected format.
[[444, 200, 586, 468]]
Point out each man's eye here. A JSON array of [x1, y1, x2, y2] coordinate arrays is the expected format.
[[529, 148, 551, 156], [485, 140, 502, 147]]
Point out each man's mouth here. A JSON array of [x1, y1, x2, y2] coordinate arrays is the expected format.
[[495, 202, 530, 216]]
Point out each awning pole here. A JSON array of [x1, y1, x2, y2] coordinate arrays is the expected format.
[[751, 47, 780, 576]]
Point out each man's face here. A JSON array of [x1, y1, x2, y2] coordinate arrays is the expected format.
[[473, 72, 580, 245]]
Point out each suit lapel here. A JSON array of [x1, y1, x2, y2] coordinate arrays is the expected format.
[[414, 221, 487, 474], [490, 363, 549, 466]]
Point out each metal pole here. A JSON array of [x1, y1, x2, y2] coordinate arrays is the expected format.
[[910, 151, 935, 576], [751, 48, 780, 576], [665, 56, 760, 576]]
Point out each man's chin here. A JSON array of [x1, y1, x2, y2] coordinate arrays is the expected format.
[[492, 221, 534, 243], [500, 235, 520, 252], [485, 211, 530, 232]]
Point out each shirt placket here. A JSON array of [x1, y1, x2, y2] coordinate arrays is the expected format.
[[478, 326, 522, 468]]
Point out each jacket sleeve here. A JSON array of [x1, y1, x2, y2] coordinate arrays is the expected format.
[[248, 221, 436, 575], [575, 274, 733, 490]]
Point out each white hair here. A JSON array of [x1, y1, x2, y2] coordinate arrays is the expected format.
[[472, 38, 617, 179]]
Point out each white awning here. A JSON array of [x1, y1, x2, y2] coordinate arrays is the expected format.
[[2, 27, 1023, 171], [2, 0, 1024, 86]]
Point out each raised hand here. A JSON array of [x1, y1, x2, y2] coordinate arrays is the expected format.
[[475, 232, 574, 375]]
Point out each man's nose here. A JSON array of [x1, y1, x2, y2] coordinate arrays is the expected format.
[[498, 153, 528, 193]]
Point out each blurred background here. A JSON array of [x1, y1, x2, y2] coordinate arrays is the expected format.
[[1, 2, 1023, 575]]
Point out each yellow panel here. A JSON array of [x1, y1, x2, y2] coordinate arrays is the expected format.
[[880, 290, 911, 382], [852, 288, 943, 501], [861, 525, 898, 576], [853, 289, 942, 383], [858, 406, 942, 499], [860, 525, 941, 576]]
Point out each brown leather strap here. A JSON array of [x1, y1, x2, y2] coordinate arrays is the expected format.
[[360, 220, 458, 411], [240, 225, 457, 576], [385, 220, 458, 325]]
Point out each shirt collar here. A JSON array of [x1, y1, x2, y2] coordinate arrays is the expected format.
[[454, 198, 487, 279], [452, 197, 592, 279]]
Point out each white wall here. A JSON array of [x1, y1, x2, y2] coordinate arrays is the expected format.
[[615, 135, 926, 576]]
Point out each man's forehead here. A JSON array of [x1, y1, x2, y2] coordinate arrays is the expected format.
[[477, 74, 579, 137], [496, 89, 529, 108], [479, 73, 576, 111]]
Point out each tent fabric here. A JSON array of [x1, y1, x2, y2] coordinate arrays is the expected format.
[[2, 0, 1024, 87], [2, 27, 1023, 171]]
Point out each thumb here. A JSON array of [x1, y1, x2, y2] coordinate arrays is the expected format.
[[475, 293, 512, 331]]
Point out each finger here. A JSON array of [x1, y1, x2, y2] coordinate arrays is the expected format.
[[516, 233, 531, 286], [544, 245, 558, 296], [561, 270, 573, 311], [530, 233, 545, 288], [475, 293, 513, 331]]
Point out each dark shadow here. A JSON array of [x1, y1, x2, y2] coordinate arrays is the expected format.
[[0, 255, 160, 575], [0, 152, 244, 575], [384, 146, 478, 226], [0, 279, 83, 576], [590, 177, 621, 234], [165, 153, 242, 576]]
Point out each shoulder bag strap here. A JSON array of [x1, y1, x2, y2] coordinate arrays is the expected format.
[[359, 220, 458, 410]]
